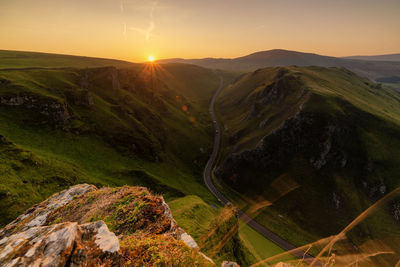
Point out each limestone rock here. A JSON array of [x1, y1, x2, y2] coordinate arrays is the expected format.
[[0, 94, 71, 125], [221, 261, 240, 267], [179, 232, 199, 249], [274, 263, 294, 267], [161, 197, 198, 248], [0, 222, 78, 267], [0, 184, 96, 239], [0, 220, 120, 267], [80, 220, 119, 253]]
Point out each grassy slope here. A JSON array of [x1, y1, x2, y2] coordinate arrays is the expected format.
[[238, 223, 290, 265], [168, 195, 287, 265], [215, 66, 400, 258], [0, 50, 134, 69], [0, 51, 225, 226], [168, 195, 220, 240]]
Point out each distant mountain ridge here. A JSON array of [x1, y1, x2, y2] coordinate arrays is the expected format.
[[157, 49, 400, 82], [344, 53, 400, 62]]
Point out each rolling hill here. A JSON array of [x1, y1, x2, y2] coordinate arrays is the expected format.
[[158, 49, 400, 82], [0, 50, 135, 69], [214, 66, 400, 265]]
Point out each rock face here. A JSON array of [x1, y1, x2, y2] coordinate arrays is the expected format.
[[0, 94, 71, 125], [216, 111, 354, 192], [0, 222, 79, 267], [0, 184, 214, 266], [64, 90, 94, 107], [391, 200, 400, 221]]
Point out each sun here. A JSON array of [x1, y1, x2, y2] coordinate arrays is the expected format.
[[148, 55, 155, 62]]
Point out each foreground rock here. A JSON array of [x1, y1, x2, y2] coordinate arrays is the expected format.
[[0, 184, 214, 266], [221, 261, 240, 267], [0, 221, 120, 266]]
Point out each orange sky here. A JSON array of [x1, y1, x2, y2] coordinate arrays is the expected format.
[[0, 0, 399, 62]]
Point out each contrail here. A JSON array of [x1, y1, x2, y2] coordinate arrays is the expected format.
[[129, 1, 157, 41]]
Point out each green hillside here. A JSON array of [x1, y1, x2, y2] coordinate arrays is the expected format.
[[0, 50, 135, 69], [215, 66, 400, 264], [0, 54, 225, 225]]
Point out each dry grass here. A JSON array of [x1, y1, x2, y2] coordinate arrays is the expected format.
[[121, 233, 213, 266]]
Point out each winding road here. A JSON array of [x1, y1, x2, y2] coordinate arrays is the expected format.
[[203, 77, 317, 265]]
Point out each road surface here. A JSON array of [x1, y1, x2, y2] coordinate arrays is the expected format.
[[203, 77, 318, 265]]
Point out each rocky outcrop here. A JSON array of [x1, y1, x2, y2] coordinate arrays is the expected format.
[[216, 111, 353, 189], [364, 180, 387, 199], [0, 94, 71, 125], [109, 67, 121, 91], [392, 201, 400, 221], [64, 90, 94, 107], [310, 125, 335, 170], [245, 70, 308, 121], [0, 184, 214, 266], [0, 184, 95, 238], [332, 192, 341, 210]]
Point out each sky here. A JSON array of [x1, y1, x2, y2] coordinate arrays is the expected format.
[[0, 0, 399, 62]]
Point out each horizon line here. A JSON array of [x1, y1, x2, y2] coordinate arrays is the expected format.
[[1, 47, 399, 64]]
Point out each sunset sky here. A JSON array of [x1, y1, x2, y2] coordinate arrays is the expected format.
[[1, 0, 399, 62]]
